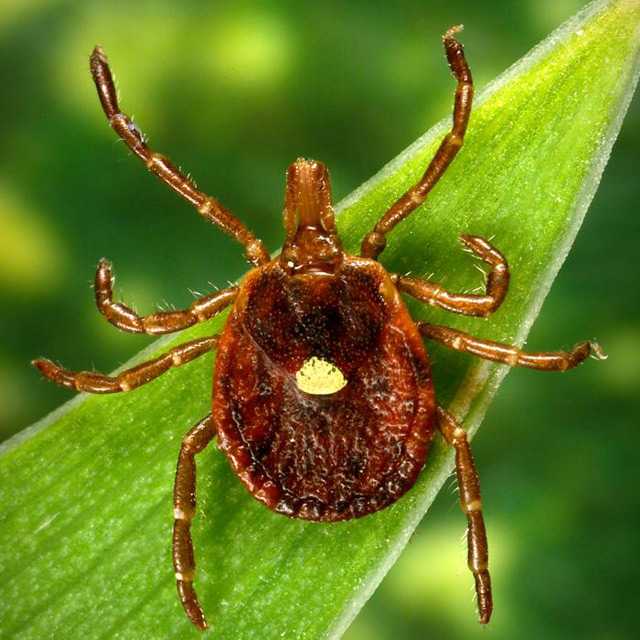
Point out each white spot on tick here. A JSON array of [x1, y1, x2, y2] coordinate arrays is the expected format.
[[296, 356, 347, 395]]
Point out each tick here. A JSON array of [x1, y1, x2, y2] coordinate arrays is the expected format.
[[33, 26, 605, 631]]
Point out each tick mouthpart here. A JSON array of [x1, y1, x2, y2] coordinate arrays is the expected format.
[[280, 158, 344, 275], [283, 158, 339, 243], [285, 158, 333, 229]]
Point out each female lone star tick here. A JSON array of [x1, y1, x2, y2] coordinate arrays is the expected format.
[[34, 26, 605, 631]]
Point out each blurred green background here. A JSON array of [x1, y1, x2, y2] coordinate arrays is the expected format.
[[1, 1, 638, 639]]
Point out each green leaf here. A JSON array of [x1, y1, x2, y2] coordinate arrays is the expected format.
[[1, 1, 638, 638]]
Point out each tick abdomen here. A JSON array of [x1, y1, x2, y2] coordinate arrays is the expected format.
[[214, 258, 437, 521]]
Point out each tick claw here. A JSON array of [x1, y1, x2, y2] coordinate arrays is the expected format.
[[444, 24, 464, 41], [589, 341, 607, 360]]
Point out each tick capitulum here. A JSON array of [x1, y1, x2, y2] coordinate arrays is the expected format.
[[33, 26, 605, 631]]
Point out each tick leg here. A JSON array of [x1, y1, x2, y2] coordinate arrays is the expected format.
[[95, 258, 237, 334], [437, 406, 492, 624], [361, 26, 473, 259], [173, 414, 216, 631], [33, 336, 217, 393], [89, 48, 269, 267], [419, 323, 606, 370], [394, 235, 509, 317]]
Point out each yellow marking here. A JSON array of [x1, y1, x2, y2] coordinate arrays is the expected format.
[[452, 336, 463, 350], [172, 352, 183, 366], [378, 278, 399, 304], [174, 507, 188, 521], [198, 200, 213, 215], [175, 571, 194, 582], [453, 427, 466, 439], [506, 352, 519, 366], [427, 287, 442, 306], [296, 357, 347, 395], [467, 499, 483, 512], [120, 380, 131, 392]]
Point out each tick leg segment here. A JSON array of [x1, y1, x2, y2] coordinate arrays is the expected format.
[[361, 26, 473, 259], [394, 235, 509, 317], [437, 406, 492, 624], [95, 259, 238, 334], [419, 323, 606, 370], [33, 336, 217, 393], [89, 47, 270, 267], [173, 414, 217, 631]]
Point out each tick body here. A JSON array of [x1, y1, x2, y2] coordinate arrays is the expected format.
[[33, 26, 604, 631], [215, 216, 436, 522]]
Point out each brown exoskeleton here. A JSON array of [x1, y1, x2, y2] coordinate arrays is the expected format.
[[33, 26, 605, 630]]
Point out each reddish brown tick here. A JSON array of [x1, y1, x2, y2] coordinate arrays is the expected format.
[[34, 26, 605, 631]]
